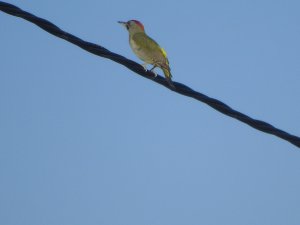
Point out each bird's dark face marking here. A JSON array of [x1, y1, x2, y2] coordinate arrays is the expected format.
[[118, 21, 129, 30]]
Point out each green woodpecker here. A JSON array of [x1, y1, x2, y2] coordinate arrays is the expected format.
[[118, 20, 175, 88]]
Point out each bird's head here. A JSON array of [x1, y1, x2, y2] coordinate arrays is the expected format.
[[118, 20, 145, 34]]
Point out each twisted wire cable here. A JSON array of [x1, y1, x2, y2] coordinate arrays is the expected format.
[[1, 1, 299, 148]]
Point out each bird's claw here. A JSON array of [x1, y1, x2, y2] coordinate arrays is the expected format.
[[141, 63, 148, 71], [150, 66, 157, 78], [141, 63, 157, 78], [151, 71, 158, 77]]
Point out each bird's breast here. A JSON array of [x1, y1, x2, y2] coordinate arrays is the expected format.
[[129, 38, 153, 63], [129, 39, 142, 54]]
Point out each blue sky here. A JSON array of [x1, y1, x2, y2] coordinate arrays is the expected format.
[[1, 0, 300, 225]]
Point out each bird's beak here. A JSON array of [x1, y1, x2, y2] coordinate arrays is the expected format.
[[118, 21, 129, 30], [118, 21, 127, 26]]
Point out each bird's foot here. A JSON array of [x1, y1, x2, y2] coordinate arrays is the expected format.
[[141, 63, 148, 71], [150, 66, 157, 77], [151, 71, 158, 77]]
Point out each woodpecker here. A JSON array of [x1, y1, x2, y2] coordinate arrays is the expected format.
[[118, 20, 175, 88]]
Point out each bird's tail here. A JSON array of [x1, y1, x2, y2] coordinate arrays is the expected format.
[[162, 68, 175, 89]]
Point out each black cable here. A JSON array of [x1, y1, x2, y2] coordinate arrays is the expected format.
[[1, 1, 299, 149]]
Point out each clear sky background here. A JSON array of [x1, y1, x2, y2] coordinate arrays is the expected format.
[[1, 1, 300, 225]]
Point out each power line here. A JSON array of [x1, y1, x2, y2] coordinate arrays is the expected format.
[[1, 1, 299, 149]]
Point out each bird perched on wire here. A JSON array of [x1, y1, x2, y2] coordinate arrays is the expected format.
[[118, 20, 175, 88]]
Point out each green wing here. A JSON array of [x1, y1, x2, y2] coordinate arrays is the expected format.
[[132, 33, 168, 62]]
